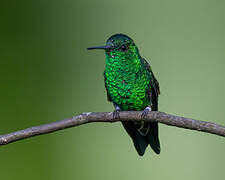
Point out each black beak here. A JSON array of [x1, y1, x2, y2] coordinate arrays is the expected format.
[[87, 45, 111, 50]]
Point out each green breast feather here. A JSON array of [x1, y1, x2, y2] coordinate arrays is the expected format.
[[104, 51, 152, 111]]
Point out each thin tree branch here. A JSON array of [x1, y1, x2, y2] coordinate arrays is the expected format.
[[0, 111, 224, 145]]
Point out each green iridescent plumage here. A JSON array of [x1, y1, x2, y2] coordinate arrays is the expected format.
[[88, 34, 160, 156]]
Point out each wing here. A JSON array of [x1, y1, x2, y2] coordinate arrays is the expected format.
[[103, 71, 112, 102], [141, 58, 160, 111], [141, 58, 161, 154]]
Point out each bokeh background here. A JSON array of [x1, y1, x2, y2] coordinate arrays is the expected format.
[[1, 0, 225, 179]]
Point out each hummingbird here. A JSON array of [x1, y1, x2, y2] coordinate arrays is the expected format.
[[87, 33, 160, 156]]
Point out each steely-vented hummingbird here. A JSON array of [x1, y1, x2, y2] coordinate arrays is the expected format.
[[88, 34, 160, 156]]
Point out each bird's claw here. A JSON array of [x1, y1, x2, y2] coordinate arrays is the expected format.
[[141, 107, 152, 119], [113, 109, 120, 119]]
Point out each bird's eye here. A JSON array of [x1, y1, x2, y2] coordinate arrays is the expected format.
[[120, 45, 128, 51]]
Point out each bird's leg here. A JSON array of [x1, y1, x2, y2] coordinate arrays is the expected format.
[[113, 103, 121, 119], [141, 106, 152, 119], [136, 106, 152, 135]]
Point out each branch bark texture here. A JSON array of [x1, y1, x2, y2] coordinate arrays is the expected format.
[[0, 111, 224, 145]]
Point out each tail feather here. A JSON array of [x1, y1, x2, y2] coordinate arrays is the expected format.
[[147, 122, 160, 154], [133, 130, 148, 156], [122, 121, 160, 156]]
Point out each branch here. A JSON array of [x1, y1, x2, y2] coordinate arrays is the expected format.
[[0, 111, 224, 145]]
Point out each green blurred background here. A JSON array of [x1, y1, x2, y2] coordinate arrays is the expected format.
[[0, 0, 225, 179]]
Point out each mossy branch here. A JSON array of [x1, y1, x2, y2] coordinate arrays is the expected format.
[[0, 111, 224, 145]]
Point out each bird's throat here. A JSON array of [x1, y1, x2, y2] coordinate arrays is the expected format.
[[105, 52, 142, 80]]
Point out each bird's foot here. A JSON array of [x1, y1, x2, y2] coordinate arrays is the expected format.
[[113, 109, 120, 119], [113, 103, 121, 119], [141, 107, 152, 119]]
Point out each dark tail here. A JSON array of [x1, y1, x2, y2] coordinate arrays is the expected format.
[[147, 122, 160, 154], [122, 121, 160, 156]]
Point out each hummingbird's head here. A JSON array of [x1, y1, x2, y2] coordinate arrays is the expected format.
[[87, 33, 139, 61]]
